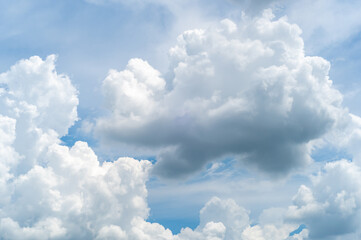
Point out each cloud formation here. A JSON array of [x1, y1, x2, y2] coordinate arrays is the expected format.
[[287, 160, 361, 239], [0, 55, 311, 240], [96, 10, 346, 178], [0, 55, 168, 239], [2, 54, 360, 240], [0, 55, 78, 174]]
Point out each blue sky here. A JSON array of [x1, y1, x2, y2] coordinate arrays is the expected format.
[[2, 0, 361, 239]]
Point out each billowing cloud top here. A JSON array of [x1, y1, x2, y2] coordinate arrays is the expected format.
[[96, 10, 346, 178], [0, 55, 78, 174]]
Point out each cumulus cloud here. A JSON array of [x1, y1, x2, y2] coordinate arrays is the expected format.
[[3, 53, 360, 240], [177, 196, 307, 240], [0, 138, 168, 239], [180, 159, 361, 240], [0, 54, 311, 240], [0, 55, 169, 239], [0, 55, 78, 174], [96, 10, 347, 178], [286, 160, 361, 239], [238, 158, 361, 240]]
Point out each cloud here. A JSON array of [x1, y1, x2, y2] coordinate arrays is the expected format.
[[3, 54, 360, 240], [0, 55, 168, 239], [0, 55, 310, 240], [0, 55, 78, 177], [96, 10, 346, 179], [176, 159, 361, 240], [286, 160, 361, 239], [0, 139, 164, 239]]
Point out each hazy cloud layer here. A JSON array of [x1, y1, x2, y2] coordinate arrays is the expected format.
[[285, 0, 361, 52], [96, 10, 346, 178], [229, 0, 283, 14]]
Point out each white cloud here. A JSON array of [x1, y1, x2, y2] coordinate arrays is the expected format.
[[173, 159, 361, 240], [198, 197, 249, 239], [0, 55, 78, 136], [0, 140, 160, 239], [177, 196, 307, 240], [0, 55, 195, 240], [0, 56, 168, 239], [286, 160, 361, 239], [0, 55, 78, 174], [96, 10, 347, 178], [0, 217, 66, 240]]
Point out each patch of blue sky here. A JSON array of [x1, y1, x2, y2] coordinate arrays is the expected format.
[[321, 30, 361, 81], [60, 106, 99, 147], [311, 145, 353, 163], [147, 178, 204, 234], [146, 160, 237, 234], [60, 122, 95, 148], [134, 155, 157, 164], [289, 224, 307, 236], [146, 156, 295, 235], [320, 30, 361, 116], [146, 176, 180, 231], [0, 83, 8, 91], [148, 212, 199, 234]]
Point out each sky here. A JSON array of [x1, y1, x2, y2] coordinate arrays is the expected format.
[[1, 0, 361, 239]]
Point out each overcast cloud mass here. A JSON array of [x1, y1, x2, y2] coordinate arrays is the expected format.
[[1, 0, 361, 240]]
